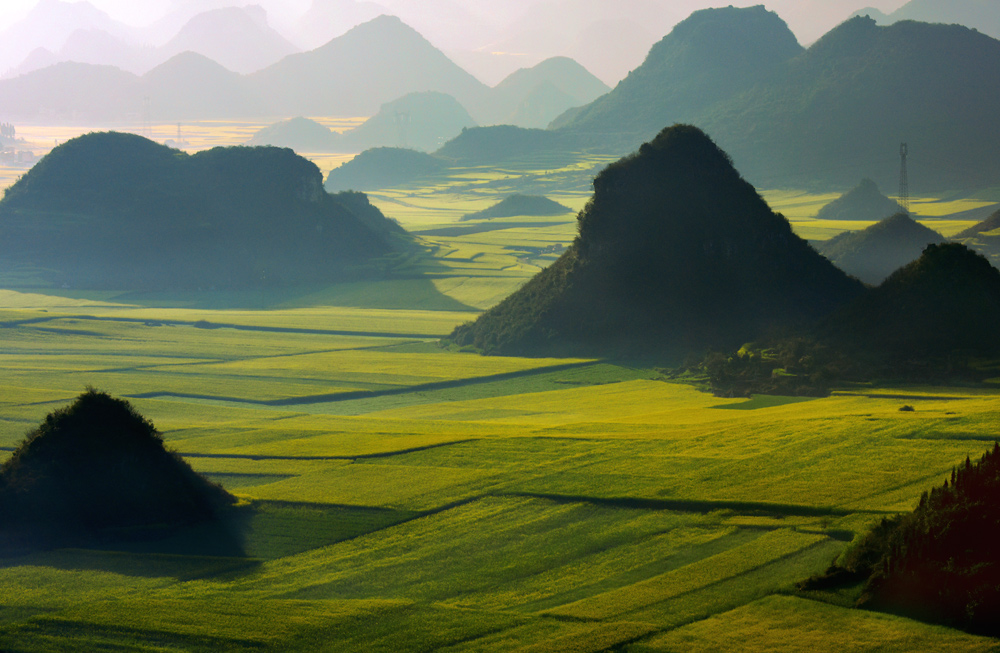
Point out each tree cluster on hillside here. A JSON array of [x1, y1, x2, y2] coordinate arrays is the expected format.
[[0, 389, 234, 550], [449, 124, 862, 357], [803, 443, 1000, 636], [0, 132, 407, 289], [696, 243, 1000, 396]]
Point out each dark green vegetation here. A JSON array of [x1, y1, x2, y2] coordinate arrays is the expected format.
[[806, 443, 1000, 637], [0, 132, 406, 289], [815, 179, 905, 221], [449, 125, 862, 356], [246, 116, 342, 151], [559, 7, 1000, 190], [461, 194, 573, 221], [818, 213, 946, 284], [324, 146, 448, 192], [703, 243, 1000, 396], [821, 243, 1000, 357], [341, 91, 476, 153], [0, 389, 234, 551]]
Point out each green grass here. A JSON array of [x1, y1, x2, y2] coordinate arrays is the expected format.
[[4, 155, 1000, 649]]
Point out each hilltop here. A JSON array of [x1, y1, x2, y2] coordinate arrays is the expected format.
[[0, 389, 234, 549], [324, 147, 447, 192], [250, 15, 488, 118], [449, 125, 862, 356], [0, 132, 405, 289], [821, 243, 1000, 356], [462, 194, 573, 221], [815, 179, 905, 221], [342, 92, 476, 153], [559, 6, 803, 150], [559, 9, 1000, 191], [247, 116, 342, 151], [818, 213, 946, 284], [483, 57, 610, 128]]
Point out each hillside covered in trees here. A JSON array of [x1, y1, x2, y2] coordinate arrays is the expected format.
[[0, 132, 406, 289], [804, 442, 1000, 636], [449, 124, 862, 356], [0, 389, 234, 550]]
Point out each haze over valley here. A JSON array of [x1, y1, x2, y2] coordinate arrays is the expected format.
[[4, 1, 1000, 651]]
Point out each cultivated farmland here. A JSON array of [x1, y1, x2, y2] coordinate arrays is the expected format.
[[2, 136, 1000, 651]]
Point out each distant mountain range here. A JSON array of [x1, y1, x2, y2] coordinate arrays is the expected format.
[[0, 15, 607, 130], [558, 7, 1000, 191], [853, 0, 1000, 40]]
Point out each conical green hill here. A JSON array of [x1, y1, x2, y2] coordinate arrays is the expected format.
[[450, 125, 863, 356], [815, 179, 905, 221], [821, 243, 1000, 355], [0, 390, 234, 544], [818, 212, 946, 284]]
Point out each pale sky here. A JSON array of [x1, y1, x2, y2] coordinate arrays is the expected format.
[[0, 0, 912, 33]]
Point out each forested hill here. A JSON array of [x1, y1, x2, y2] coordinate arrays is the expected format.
[[449, 124, 862, 357], [560, 9, 1000, 191], [0, 132, 406, 289]]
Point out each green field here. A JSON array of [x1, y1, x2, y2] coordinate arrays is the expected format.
[[2, 143, 1000, 651]]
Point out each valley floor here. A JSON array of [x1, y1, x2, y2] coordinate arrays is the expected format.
[[2, 123, 1000, 650]]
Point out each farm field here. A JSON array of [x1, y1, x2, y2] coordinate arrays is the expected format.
[[3, 121, 1000, 650], [3, 279, 1000, 650]]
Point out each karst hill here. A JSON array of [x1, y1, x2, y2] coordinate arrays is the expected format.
[[450, 124, 863, 356], [0, 389, 234, 549], [0, 131, 406, 289], [820, 243, 1000, 356], [818, 213, 946, 284]]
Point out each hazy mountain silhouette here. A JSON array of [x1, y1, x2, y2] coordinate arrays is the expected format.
[[341, 91, 476, 152], [159, 6, 298, 75], [143, 51, 260, 119], [435, 125, 571, 166], [818, 213, 947, 284], [0, 132, 405, 289], [483, 57, 610, 127], [820, 243, 1000, 356], [325, 147, 447, 192], [560, 6, 803, 151], [292, 0, 389, 50], [956, 208, 1000, 239], [248, 116, 341, 151], [462, 194, 572, 221], [854, 0, 1000, 40], [559, 9, 1000, 191], [816, 179, 905, 221], [0, 0, 132, 77], [0, 61, 142, 122], [698, 16, 1000, 190], [0, 389, 235, 550], [250, 15, 488, 117], [449, 125, 862, 356]]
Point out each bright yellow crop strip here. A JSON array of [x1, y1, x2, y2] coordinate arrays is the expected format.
[[511, 621, 658, 653], [645, 595, 998, 652], [244, 462, 496, 509], [546, 529, 824, 620]]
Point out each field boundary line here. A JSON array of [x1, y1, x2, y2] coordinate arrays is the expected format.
[[125, 361, 599, 407]]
